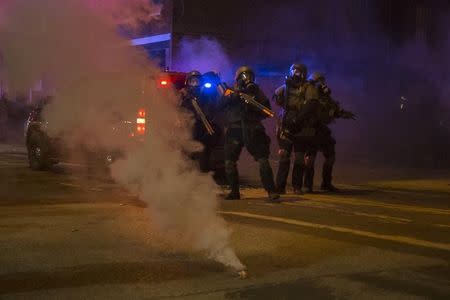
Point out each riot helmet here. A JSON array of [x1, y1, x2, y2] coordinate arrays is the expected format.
[[235, 66, 256, 92], [288, 63, 307, 85], [185, 70, 202, 90], [309, 71, 325, 83]]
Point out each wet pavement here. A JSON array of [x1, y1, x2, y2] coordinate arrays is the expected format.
[[0, 149, 449, 299]]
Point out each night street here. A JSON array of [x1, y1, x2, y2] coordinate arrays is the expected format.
[[1, 148, 449, 299]]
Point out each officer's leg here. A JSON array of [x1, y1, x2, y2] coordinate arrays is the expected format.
[[292, 151, 305, 193], [246, 127, 279, 202], [224, 128, 243, 199], [292, 137, 307, 193], [258, 158, 276, 194], [198, 141, 212, 173], [275, 137, 293, 194], [321, 137, 337, 191], [304, 150, 317, 193]]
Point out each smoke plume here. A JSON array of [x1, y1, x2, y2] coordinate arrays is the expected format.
[[87, 0, 162, 31], [173, 37, 234, 82], [0, 0, 244, 270]]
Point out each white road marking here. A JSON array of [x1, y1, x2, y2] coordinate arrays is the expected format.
[[300, 195, 450, 216], [220, 211, 450, 251], [284, 202, 411, 224]]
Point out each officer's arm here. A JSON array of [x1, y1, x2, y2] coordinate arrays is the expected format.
[[305, 84, 319, 102], [217, 91, 237, 110], [179, 89, 190, 109], [258, 89, 272, 110], [273, 86, 285, 107]]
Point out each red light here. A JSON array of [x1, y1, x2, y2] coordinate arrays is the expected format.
[[137, 108, 146, 134], [160, 80, 168, 86], [137, 125, 145, 134], [138, 108, 146, 118]]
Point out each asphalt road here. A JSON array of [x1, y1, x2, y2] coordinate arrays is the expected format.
[[0, 148, 449, 299]]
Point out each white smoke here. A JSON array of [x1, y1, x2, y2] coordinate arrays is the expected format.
[[173, 37, 234, 82], [0, 0, 244, 271], [87, 0, 162, 31]]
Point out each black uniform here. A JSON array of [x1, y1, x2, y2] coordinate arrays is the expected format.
[[180, 71, 220, 172], [221, 66, 279, 201], [304, 72, 355, 191], [274, 64, 320, 193]]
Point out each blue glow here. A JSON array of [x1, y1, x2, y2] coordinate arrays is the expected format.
[[131, 33, 171, 46], [204, 82, 212, 88]]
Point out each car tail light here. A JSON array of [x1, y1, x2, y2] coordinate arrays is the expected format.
[[136, 108, 146, 134]]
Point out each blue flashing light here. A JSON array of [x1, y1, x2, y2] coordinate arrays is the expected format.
[[204, 82, 212, 89]]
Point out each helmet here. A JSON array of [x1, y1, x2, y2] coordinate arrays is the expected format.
[[289, 63, 307, 83], [235, 66, 256, 91], [309, 71, 324, 83], [185, 70, 202, 88]]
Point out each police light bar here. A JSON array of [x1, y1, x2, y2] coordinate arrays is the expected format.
[[160, 80, 168, 86], [204, 82, 212, 88]]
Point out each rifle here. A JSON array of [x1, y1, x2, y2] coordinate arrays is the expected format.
[[191, 97, 215, 136], [220, 84, 275, 118]]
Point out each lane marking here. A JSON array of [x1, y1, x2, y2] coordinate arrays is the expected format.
[[295, 195, 450, 216], [220, 211, 450, 252], [284, 202, 411, 224]]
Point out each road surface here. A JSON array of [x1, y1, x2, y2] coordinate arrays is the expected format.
[[0, 148, 449, 299]]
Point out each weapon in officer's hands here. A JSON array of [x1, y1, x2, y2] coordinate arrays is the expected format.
[[191, 97, 215, 135], [327, 98, 356, 120], [219, 83, 274, 118], [339, 110, 356, 120]]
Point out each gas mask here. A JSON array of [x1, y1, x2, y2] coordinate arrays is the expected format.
[[287, 63, 307, 87], [290, 69, 303, 84], [186, 75, 202, 96], [237, 71, 256, 93]]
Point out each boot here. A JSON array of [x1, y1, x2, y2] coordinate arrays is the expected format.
[[225, 191, 241, 200], [267, 192, 281, 203], [293, 188, 303, 195], [225, 160, 240, 200], [321, 183, 340, 192]]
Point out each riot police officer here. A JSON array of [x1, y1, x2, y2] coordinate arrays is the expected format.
[[305, 72, 355, 192], [220, 66, 279, 201], [274, 63, 320, 194], [180, 70, 219, 173]]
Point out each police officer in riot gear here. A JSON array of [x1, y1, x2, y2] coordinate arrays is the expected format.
[[180, 70, 219, 173], [220, 66, 279, 201], [305, 72, 355, 192], [274, 63, 320, 194]]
